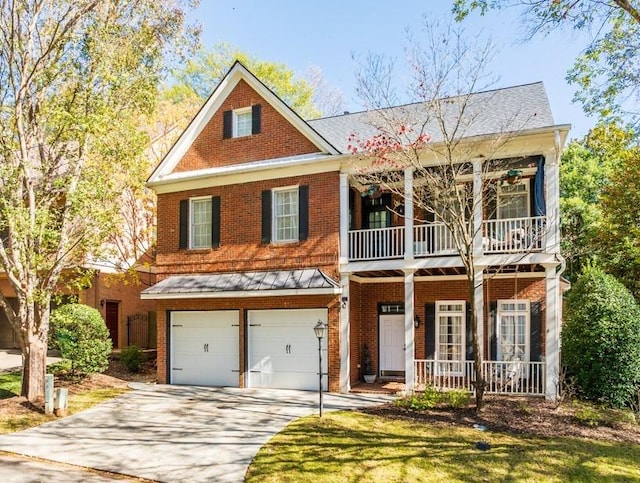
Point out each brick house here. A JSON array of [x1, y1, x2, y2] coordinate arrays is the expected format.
[[142, 61, 570, 399]]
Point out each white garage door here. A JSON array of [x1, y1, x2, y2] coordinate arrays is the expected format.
[[170, 311, 239, 387], [248, 309, 328, 391]]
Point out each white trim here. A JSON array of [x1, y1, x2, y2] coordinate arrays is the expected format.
[[148, 61, 338, 184], [141, 286, 342, 300], [348, 272, 546, 284], [496, 299, 531, 362], [435, 300, 466, 375]]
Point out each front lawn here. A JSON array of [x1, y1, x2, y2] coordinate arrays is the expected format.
[[246, 411, 640, 482], [0, 370, 128, 434]]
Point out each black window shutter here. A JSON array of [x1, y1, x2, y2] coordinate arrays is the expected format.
[[466, 302, 474, 361], [261, 190, 272, 244], [211, 196, 221, 248], [299, 185, 309, 241], [425, 303, 436, 359], [223, 110, 232, 138], [530, 301, 543, 362], [252, 104, 261, 134], [489, 301, 498, 360], [179, 200, 189, 249]]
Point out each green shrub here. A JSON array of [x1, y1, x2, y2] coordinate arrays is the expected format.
[[562, 266, 640, 408], [49, 304, 112, 375], [394, 386, 471, 410], [120, 345, 145, 372]]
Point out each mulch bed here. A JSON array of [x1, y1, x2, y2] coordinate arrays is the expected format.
[[360, 396, 640, 444]]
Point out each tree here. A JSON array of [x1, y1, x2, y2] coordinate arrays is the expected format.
[[165, 43, 344, 121], [559, 123, 631, 280], [453, 0, 640, 124], [563, 265, 640, 408], [350, 17, 544, 410], [0, 0, 197, 402], [595, 129, 640, 297]]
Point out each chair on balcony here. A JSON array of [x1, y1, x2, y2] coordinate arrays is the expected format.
[[488, 357, 523, 393]]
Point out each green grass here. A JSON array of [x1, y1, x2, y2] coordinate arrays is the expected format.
[[0, 372, 21, 399], [246, 411, 640, 482]]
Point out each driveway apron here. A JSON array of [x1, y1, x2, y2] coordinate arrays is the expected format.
[[0, 384, 392, 482]]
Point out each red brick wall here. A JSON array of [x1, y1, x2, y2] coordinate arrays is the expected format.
[[348, 276, 546, 386], [156, 171, 341, 279], [156, 294, 341, 391], [172, 80, 321, 173], [81, 271, 157, 349]]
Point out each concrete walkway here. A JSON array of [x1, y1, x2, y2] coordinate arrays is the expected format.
[[0, 349, 62, 373], [0, 384, 393, 482]]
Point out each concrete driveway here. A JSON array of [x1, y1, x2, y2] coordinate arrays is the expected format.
[[0, 383, 392, 482]]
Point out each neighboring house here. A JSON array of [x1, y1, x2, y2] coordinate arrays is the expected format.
[[0, 264, 156, 350], [142, 61, 570, 399]]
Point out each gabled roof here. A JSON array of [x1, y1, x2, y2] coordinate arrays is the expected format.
[[308, 82, 558, 152], [140, 268, 341, 299], [148, 61, 339, 184]]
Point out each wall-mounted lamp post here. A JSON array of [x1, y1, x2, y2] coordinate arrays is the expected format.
[[313, 320, 327, 417]]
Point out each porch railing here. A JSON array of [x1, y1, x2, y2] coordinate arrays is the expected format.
[[414, 359, 546, 396], [348, 216, 547, 261], [483, 216, 546, 253]]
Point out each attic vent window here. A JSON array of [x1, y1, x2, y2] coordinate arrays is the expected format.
[[223, 104, 262, 139]]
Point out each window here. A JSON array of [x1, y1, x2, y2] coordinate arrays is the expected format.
[[498, 180, 529, 219], [233, 107, 252, 137], [223, 104, 261, 139], [190, 197, 212, 249], [273, 187, 299, 242], [363, 194, 391, 229], [497, 300, 530, 361], [436, 301, 465, 374]]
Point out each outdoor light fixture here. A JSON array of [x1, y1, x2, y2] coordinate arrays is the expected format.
[[414, 315, 420, 329], [341, 296, 348, 309], [314, 320, 327, 417], [100, 299, 105, 308]]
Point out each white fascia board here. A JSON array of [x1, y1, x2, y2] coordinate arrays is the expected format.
[[140, 286, 342, 300], [150, 154, 347, 194], [148, 62, 339, 184]]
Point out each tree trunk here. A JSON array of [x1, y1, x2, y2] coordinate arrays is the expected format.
[[21, 335, 47, 403]]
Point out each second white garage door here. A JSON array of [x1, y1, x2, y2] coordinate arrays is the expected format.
[[170, 311, 239, 387], [248, 309, 328, 391]]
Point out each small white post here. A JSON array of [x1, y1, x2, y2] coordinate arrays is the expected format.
[[44, 374, 54, 415], [54, 387, 69, 417]]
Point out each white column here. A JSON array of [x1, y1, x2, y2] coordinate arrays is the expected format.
[[545, 265, 560, 401], [339, 173, 350, 265], [339, 274, 351, 393], [474, 267, 485, 359], [404, 167, 414, 261], [404, 270, 415, 392], [473, 159, 484, 256], [544, 152, 560, 253]]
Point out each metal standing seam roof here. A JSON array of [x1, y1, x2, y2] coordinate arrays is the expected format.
[[140, 268, 341, 299], [308, 82, 556, 153]]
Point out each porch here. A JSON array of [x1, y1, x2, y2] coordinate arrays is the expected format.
[[348, 216, 547, 261]]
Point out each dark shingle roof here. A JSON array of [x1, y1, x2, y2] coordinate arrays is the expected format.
[[308, 82, 555, 153], [141, 269, 340, 297]]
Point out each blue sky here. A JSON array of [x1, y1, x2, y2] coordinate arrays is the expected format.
[[192, 1, 596, 140]]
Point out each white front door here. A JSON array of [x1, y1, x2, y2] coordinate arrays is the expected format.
[[379, 314, 405, 375]]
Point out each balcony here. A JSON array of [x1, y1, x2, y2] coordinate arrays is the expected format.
[[347, 216, 547, 261]]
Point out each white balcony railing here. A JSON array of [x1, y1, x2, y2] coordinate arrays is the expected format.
[[483, 216, 546, 253], [348, 226, 404, 260], [414, 359, 546, 396], [347, 216, 548, 261]]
